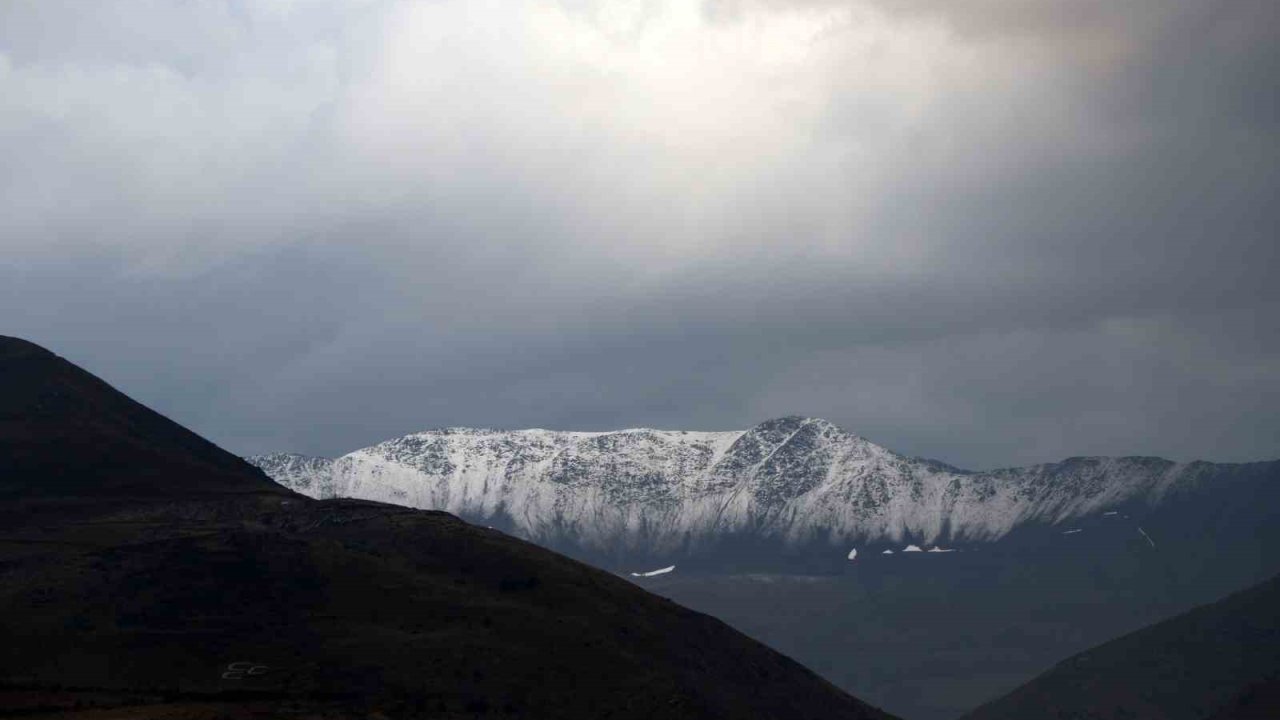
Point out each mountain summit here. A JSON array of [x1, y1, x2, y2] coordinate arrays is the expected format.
[[0, 335, 282, 498]]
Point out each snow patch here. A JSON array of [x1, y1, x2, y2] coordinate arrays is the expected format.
[[630, 565, 676, 577]]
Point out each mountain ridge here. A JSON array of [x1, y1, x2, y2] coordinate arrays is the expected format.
[[248, 416, 1257, 563]]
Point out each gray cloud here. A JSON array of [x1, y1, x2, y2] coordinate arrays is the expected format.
[[2, 0, 1277, 470]]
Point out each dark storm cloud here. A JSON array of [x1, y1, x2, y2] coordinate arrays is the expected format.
[[1, 0, 1277, 469]]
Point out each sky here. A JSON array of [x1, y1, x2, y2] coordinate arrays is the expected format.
[[2, 0, 1277, 470]]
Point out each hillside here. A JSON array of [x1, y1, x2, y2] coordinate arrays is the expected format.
[[0, 336, 284, 498], [961, 573, 1280, 720]]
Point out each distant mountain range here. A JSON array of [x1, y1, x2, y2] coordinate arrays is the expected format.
[[248, 417, 1268, 568]]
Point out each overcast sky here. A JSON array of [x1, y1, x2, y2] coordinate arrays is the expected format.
[[2, 0, 1277, 469]]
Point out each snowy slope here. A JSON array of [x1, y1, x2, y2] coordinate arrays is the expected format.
[[248, 452, 336, 497], [247, 417, 1215, 555]]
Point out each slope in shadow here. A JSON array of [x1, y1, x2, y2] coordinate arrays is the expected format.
[[0, 336, 285, 498], [961, 572, 1280, 720]]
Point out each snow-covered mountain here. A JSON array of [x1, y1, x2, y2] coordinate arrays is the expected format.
[[249, 452, 335, 496], [248, 416, 1221, 559], [249, 417, 1280, 720]]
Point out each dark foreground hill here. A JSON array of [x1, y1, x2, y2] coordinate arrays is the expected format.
[[1209, 678, 1280, 720], [961, 572, 1280, 720], [0, 336, 894, 720], [0, 336, 285, 498]]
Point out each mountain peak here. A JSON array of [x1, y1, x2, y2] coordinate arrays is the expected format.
[[749, 415, 871, 441], [752, 415, 823, 431], [0, 336, 285, 498], [0, 334, 55, 360]]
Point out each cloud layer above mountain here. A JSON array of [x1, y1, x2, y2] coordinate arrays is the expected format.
[[3, 0, 1277, 468]]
